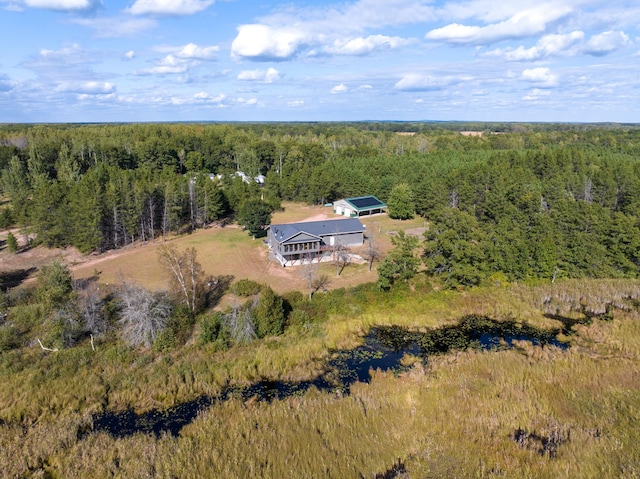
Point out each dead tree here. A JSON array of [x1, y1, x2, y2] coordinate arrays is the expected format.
[[117, 281, 172, 348], [158, 244, 205, 314]]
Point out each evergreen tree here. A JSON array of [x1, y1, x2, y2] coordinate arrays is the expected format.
[[387, 183, 415, 220], [377, 230, 420, 290], [236, 199, 273, 238], [6, 231, 18, 253]]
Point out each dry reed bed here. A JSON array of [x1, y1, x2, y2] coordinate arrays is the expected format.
[[1, 279, 640, 477]]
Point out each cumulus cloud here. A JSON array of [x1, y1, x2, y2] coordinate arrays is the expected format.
[[174, 43, 218, 60], [394, 73, 471, 91], [127, 0, 213, 16], [583, 31, 629, 56], [230, 0, 427, 61], [237, 67, 281, 83], [521, 67, 558, 87], [487, 31, 584, 61], [231, 24, 307, 61], [331, 83, 349, 94], [124, 50, 135, 60], [136, 43, 218, 75], [325, 35, 411, 55], [425, 3, 572, 45], [288, 100, 304, 107]]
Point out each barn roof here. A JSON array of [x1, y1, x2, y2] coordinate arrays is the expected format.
[[343, 196, 387, 210]]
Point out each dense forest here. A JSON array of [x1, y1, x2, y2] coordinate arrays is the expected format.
[[2, 122, 640, 285]]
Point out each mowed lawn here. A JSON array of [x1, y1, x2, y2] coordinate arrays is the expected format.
[[70, 202, 426, 296]]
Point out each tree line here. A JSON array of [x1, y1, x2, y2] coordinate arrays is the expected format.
[[2, 122, 640, 284]]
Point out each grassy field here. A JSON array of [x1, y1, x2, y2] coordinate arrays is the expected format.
[[67, 202, 425, 295]]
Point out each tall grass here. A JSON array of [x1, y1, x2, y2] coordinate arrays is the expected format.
[[1, 279, 640, 477]]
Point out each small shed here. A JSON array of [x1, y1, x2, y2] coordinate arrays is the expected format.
[[333, 196, 387, 218]]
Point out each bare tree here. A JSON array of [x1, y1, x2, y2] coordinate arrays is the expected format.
[[117, 281, 172, 348], [77, 282, 108, 338], [333, 243, 351, 277], [158, 245, 205, 314], [364, 233, 381, 272], [299, 254, 330, 300], [222, 296, 256, 343]]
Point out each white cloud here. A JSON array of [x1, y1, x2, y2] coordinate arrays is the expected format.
[[325, 35, 411, 55], [175, 42, 218, 60], [193, 91, 226, 103], [124, 50, 135, 60], [394, 73, 471, 91], [136, 43, 217, 76], [230, 0, 430, 60], [521, 67, 558, 87], [128, 0, 213, 16], [231, 24, 306, 61], [237, 67, 281, 83], [425, 3, 572, 45], [237, 97, 258, 105], [287, 100, 304, 107], [523, 88, 551, 101], [55, 81, 115, 94], [583, 31, 629, 56], [487, 31, 585, 61], [331, 83, 349, 94], [16, 0, 100, 11]]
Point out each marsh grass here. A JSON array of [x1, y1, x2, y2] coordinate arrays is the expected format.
[[2, 279, 640, 478]]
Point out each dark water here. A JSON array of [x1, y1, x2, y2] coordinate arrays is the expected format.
[[91, 315, 567, 438]]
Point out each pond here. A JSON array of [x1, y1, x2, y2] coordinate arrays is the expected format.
[[91, 315, 567, 438]]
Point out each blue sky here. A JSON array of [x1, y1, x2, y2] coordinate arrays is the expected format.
[[0, 0, 638, 123]]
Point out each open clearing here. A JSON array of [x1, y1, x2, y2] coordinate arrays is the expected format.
[[1, 202, 427, 296]]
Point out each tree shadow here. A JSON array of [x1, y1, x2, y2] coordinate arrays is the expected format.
[[206, 274, 234, 308], [0, 268, 37, 291]]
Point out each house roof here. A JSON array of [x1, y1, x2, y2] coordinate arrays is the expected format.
[[342, 196, 387, 210], [269, 218, 365, 244]]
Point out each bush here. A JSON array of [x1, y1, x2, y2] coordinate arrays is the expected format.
[[233, 279, 263, 297], [6, 232, 18, 253], [36, 260, 73, 310], [153, 328, 176, 352], [0, 325, 20, 352], [199, 313, 228, 349], [0, 208, 13, 229], [253, 286, 285, 338]]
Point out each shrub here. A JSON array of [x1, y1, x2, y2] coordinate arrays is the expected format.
[[153, 328, 176, 352], [233, 279, 263, 297], [0, 325, 19, 352], [6, 232, 18, 253], [199, 313, 228, 349], [253, 286, 285, 338]]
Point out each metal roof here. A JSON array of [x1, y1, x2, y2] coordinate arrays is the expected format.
[[344, 196, 387, 210], [270, 218, 365, 244]]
